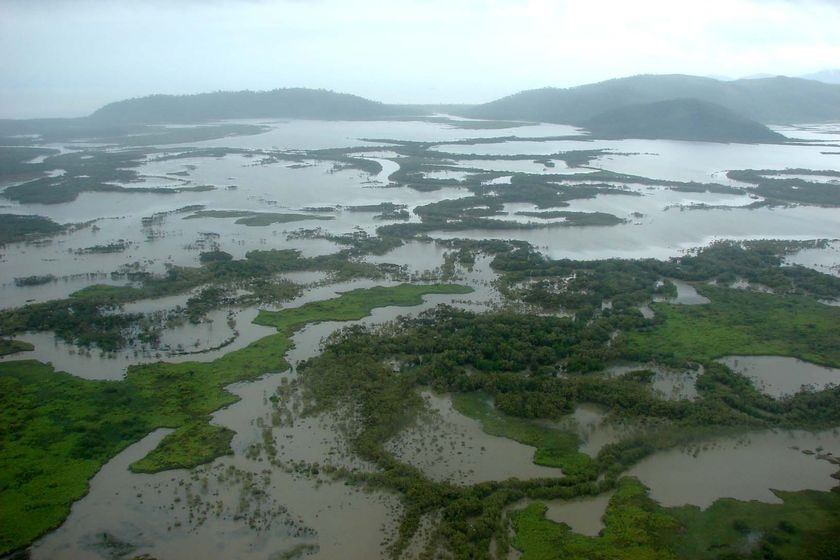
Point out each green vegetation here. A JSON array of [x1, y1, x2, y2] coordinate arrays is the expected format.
[[0, 246, 413, 352], [0, 146, 59, 176], [622, 287, 840, 367], [669, 488, 840, 559], [0, 214, 64, 245], [452, 393, 593, 476], [128, 421, 235, 473], [727, 168, 840, 206], [13, 274, 56, 287], [0, 338, 32, 356], [91, 123, 269, 146], [255, 283, 472, 330], [185, 209, 333, 226], [510, 478, 840, 560], [512, 478, 679, 560], [0, 283, 468, 555], [1, 148, 215, 204], [285, 240, 840, 558]]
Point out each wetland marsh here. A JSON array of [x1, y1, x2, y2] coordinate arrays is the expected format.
[[2, 115, 840, 560]]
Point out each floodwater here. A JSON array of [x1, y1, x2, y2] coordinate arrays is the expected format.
[[31, 287, 496, 559], [434, 205, 840, 261], [4, 117, 840, 558], [545, 404, 633, 457], [654, 279, 711, 305], [386, 392, 564, 484], [606, 364, 700, 401], [542, 492, 614, 536], [0, 306, 276, 380], [432, 136, 837, 184], [719, 355, 840, 398], [627, 428, 840, 509]]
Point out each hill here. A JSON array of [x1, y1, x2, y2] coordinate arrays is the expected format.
[[89, 88, 415, 124], [464, 74, 840, 124], [582, 98, 787, 143]]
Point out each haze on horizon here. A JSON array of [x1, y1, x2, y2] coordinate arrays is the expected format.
[[1, 0, 839, 119]]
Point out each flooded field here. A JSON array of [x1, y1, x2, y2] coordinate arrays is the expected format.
[[627, 428, 840, 509], [719, 355, 840, 398], [386, 392, 564, 484]]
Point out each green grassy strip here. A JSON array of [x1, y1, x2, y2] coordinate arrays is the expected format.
[[254, 283, 473, 330], [0, 283, 469, 556], [451, 393, 594, 477]]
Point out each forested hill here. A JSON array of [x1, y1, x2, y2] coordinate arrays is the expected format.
[[463, 74, 840, 124], [582, 98, 787, 143], [89, 88, 416, 123]]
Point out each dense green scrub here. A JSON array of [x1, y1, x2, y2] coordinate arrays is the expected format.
[[0, 213, 65, 245], [291, 243, 840, 558], [0, 283, 469, 556]]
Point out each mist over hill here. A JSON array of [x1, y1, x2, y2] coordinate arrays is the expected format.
[[799, 69, 840, 85], [89, 88, 416, 124], [4, 74, 837, 145], [463, 74, 840, 125], [582, 99, 787, 143]]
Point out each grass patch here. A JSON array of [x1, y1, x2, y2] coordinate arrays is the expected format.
[[511, 478, 679, 560], [129, 420, 235, 473], [621, 286, 840, 367], [255, 283, 473, 330], [511, 478, 840, 560], [670, 488, 840, 559]]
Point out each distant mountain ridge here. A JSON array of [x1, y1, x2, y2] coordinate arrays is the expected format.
[[799, 69, 840, 85], [582, 99, 786, 143], [89, 88, 414, 123], [463, 74, 840, 124]]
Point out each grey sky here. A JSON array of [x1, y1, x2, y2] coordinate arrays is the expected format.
[[2, 0, 839, 118]]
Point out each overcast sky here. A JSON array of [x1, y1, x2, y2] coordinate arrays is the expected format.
[[1, 0, 839, 118]]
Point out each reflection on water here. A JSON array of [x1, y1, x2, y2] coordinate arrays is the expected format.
[[433, 205, 840, 261], [606, 363, 700, 401], [386, 392, 563, 484], [654, 279, 710, 305], [719, 355, 840, 398], [785, 240, 840, 278], [0, 307, 276, 380], [627, 428, 840, 509], [545, 404, 632, 457], [543, 492, 614, 536]]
